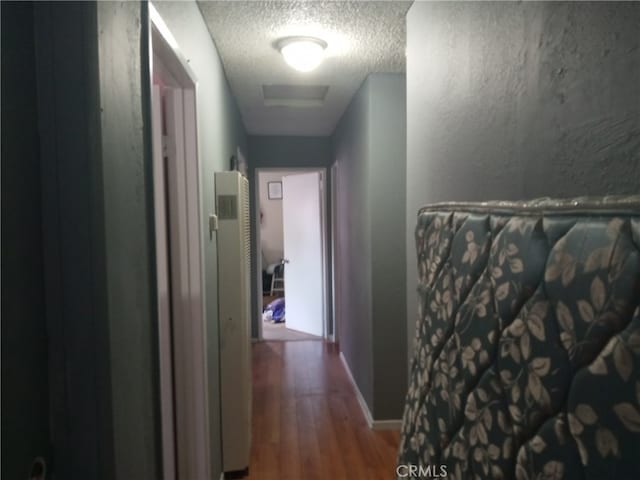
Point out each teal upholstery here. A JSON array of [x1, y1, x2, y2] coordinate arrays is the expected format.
[[399, 197, 640, 479]]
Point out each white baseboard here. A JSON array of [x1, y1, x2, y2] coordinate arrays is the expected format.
[[339, 352, 374, 427], [326, 333, 336, 343], [339, 352, 402, 430], [372, 418, 403, 430]]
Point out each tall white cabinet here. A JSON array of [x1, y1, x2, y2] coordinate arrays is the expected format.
[[215, 171, 252, 473]]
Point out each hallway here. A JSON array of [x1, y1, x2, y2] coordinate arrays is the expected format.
[[4, 1, 639, 479], [248, 341, 399, 480]]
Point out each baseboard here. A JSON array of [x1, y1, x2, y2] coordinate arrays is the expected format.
[[339, 352, 374, 427], [371, 418, 403, 430], [326, 333, 336, 343], [338, 352, 402, 430]]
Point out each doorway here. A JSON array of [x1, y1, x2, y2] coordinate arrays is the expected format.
[[255, 168, 328, 342], [149, 6, 210, 480]]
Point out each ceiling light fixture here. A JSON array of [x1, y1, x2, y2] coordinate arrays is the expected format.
[[278, 36, 328, 73]]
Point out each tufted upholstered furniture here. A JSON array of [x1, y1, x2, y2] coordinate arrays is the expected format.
[[398, 197, 640, 479]]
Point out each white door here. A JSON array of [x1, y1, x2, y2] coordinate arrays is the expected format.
[[282, 172, 324, 337]]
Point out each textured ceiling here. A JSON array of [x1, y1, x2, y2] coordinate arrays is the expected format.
[[198, 1, 411, 136]]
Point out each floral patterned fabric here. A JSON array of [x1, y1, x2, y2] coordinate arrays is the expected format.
[[399, 198, 640, 479]]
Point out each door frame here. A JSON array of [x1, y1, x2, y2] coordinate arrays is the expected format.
[[149, 5, 210, 480], [254, 167, 331, 342], [330, 162, 339, 344]]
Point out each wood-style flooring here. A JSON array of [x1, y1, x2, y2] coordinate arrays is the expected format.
[[246, 340, 400, 480]]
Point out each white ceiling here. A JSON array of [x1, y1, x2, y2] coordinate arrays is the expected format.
[[198, 1, 411, 136]]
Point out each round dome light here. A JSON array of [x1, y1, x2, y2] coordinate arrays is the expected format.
[[278, 37, 327, 73]]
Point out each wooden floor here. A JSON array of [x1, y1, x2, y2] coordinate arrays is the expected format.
[[247, 340, 400, 480]]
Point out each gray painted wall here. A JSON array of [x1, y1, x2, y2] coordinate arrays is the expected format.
[[249, 135, 334, 169], [34, 2, 160, 477], [406, 1, 640, 358], [247, 135, 334, 339], [333, 74, 407, 420], [1, 3, 51, 478], [153, 2, 248, 477], [26, 1, 246, 478], [333, 79, 374, 412], [369, 75, 407, 419], [97, 3, 161, 478]]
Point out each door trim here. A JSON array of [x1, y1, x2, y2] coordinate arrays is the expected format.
[[149, 5, 210, 479], [330, 162, 339, 344], [254, 167, 332, 342]]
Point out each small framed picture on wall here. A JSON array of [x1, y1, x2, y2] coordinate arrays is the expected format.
[[268, 181, 283, 200]]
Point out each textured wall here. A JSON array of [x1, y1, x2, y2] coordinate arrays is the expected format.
[[406, 1, 640, 361], [369, 74, 407, 419], [333, 74, 407, 420], [152, 2, 248, 478], [1, 3, 51, 478], [97, 3, 161, 478], [333, 77, 374, 412], [33, 2, 161, 477]]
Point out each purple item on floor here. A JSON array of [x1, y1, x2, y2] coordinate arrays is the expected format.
[[264, 297, 285, 323]]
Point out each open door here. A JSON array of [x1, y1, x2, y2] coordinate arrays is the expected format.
[[282, 172, 324, 337]]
